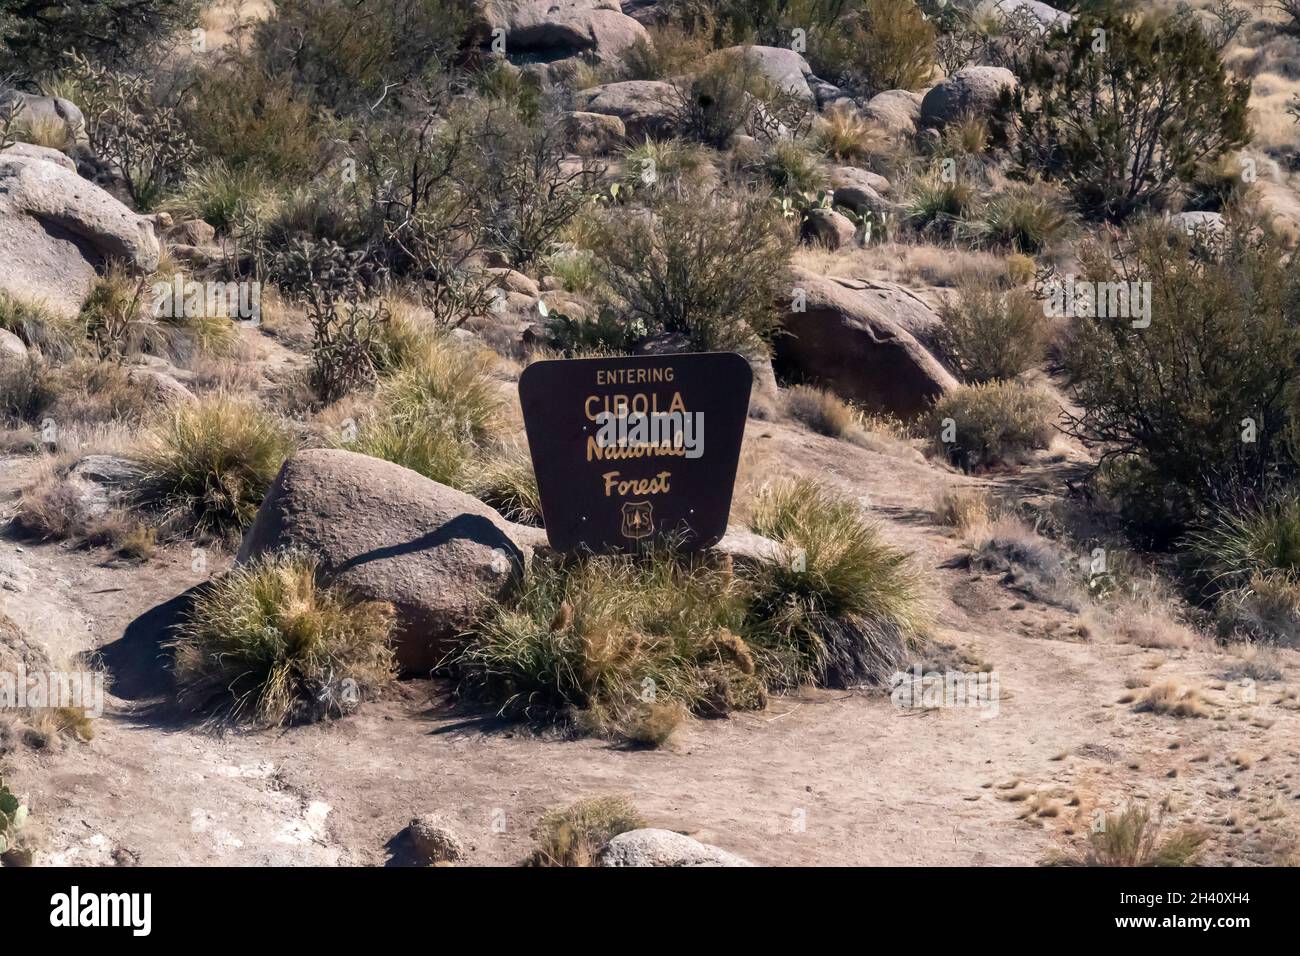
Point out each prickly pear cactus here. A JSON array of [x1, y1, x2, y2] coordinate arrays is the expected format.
[[0, 776, 29, 857]]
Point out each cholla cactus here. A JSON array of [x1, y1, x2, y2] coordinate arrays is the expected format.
[[0, 776, 29, 858]]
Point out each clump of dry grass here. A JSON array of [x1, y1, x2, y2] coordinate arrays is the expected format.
[[169, 550, 396, 727], [525, 796, 645, 867], [932, 488, 998, 534], [784, 385, 856, 438], [815, 105, 887, 164], [1136, 681, 1208, 718], [934, 276, 1050, 384], [926, 381, 1058, 471], [133, 393, 296, 538], [1062, 803, 1208, 867]]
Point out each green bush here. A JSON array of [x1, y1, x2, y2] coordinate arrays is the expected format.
[[746, 478, 928, 688], [0, 292, 81, 361], [134, 395, 296, 537], [591, 188, 792, 352], [1060, 219, 1300, 540], [170, 551, 396, 726], [961, 181, 1071, 254], [927, 381, 1056, 470], [0, 0, 199, 76], [760, 140, 826, 196], [934, 277, 1048, 384], [1014, 8, 1250, 221], [162, 161, 275, 233], [252, 0, 473, 112]]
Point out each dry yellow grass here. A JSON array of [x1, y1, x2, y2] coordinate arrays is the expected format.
[[1137, 681, 1208, 718], [792, 242, 1008, 289]]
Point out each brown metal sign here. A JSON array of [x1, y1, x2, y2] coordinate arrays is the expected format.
[[518, 352, 752, 554]]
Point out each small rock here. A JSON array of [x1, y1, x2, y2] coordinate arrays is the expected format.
[[598, 828, 753, 867], [406, 814, 466, 865]]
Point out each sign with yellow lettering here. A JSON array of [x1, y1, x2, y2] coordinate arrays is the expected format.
[[518, 352, 752, 553]]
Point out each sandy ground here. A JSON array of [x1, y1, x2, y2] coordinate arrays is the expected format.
[[4, 411, 1297, 867]]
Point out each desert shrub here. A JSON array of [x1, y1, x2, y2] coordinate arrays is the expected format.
[[906, 174, 977, 237], [1014, 8, 1251, 221], [274, 239, 388, 405], [170, 551, 396, 726], [475, 115, 599, 268], [760, 140, 826, 196], [961, 181, 1071, 254], [182, 59, 330, 182], [344, 335, 502, 484], [746, 478, 928, 688], [64, 52, 197, 210], [673, 49, 772, 148], [1135, 681, 1208, 718], [812, 0, 936, 95], [161, 161, 274, 233], [1185, 496, 1300, 595], [784, 385, 856, 437], [1213, 571, 1300, 646], [815, 105, 883, 164], [0, 0, 199, 76], [934, 277, 1048, 383], [621, 18, 718, 80], [1064, 803, 1207, 866], [81, 265, 233, 362], [1059, 219, 1300, 540], [526, 796, 644, 867], [927, 382, 1056, 470], [545, 250, 601, 294], [456, 549, 762, 740], [361, 106, 498, 328], [251, 0, 472, 112], [590, 188, 792, 352], [620, 138, 711, 193], [0, 293, 81, 361], [133, 395, 296, 537]]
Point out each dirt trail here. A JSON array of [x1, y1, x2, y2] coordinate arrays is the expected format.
[[3, 418, 1298, 866]]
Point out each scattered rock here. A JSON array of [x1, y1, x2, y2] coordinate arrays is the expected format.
[[0, 329, 28, 364], [573, 81, 681, 141], [801, 207, 858, 250], [486, 267, 541, 299], [1167, 210, 1226, 241], [63, 455, 143, 518], [920, 67, 1017, 128], [1, 91, 87, 147], [236, 449, 532, 673], [720, 45, 814, 102], [829, 167, 893, 217], [0, 609, 52, 676], [405, 813, 466, 865], [712, 528, 785, 569], [126, 367, 197, 407], [777, 268, 956, 417], [862, 89, 923, 136], [564, 110, 626, 153], [598, 828, 753, 867], [165, 219, 216, 247]]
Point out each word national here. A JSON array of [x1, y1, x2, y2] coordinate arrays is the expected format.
[[1041, 275, 1152, 328], [590, 410, 704, 460]]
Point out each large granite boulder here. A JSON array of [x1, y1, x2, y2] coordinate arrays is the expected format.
[[920, 67, 1017, 128], [0, 153, 160, 318], [777, 269, 956, 417], [503, 0, 650, 64], [237, 449, 533, 673]]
